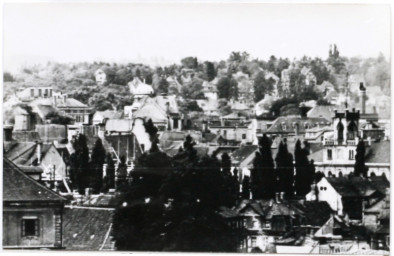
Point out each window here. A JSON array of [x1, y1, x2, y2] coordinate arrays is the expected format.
[[349, 150, 355, 160], [30, 88, 34, 97], [173, 118, 179, 129], [38, 89, 42, 97], [21, 218, 39, 237], [251, 236, 257, 247], [223, 130, 227, 136], [263, 221, 271, 229], [242, 134, 246, 139], [327, 149, 332, 160], [141, 144, 145, 152]]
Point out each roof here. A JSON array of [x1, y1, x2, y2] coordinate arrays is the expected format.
[[3, 158, 66, 203], [295, 201, 333, 227], [93, 110, 123, 121], [231, 101, 249, 111], [307, 105, 337, 121], [128, 77, 154, 95], [160, 131, 185, 142], [56, 98, 89, 108], [365, 141, 390, 164], [155, 95, 180, 114], [63, 207, 114, 250], [105, 119, 133, 133], [231, 145, 259, 164], [266, 116, 330, 134], [34, 104, 58, 119], [368, 175, 390, 195], [326, 177, 385, 198], [4, 142, 54, 166], [11, 131, 41, 142], [133, 97, 168, 123]]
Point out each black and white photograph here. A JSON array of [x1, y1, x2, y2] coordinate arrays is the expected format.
[[1, 1, 392, 254]]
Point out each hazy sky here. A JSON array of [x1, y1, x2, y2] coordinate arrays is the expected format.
[[3, 3, 391, 71]]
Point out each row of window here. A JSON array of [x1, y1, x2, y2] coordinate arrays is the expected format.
[[327, 149, 355, 160], [30, 88, 53, 97]]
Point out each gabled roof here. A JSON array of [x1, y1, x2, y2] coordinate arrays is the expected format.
[[133, 97, 168, 123], [12, 131, 41, 142], [3, 158, 66, 203], [231, 145, 259, 164], [4, 142, 54, 166], [307, 105, 337, 121], [63, 207, 114, 250]]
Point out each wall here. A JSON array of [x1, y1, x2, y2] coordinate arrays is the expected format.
[[3, 206, 62, 248], [40, 146, 67, 181], [132, 118, 151, 152]]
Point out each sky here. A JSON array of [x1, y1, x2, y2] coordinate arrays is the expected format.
[[3, 3, 391, 71]]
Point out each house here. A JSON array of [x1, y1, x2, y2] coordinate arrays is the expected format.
[[196, 98, 220, 117], [202, 79, 219, 100], [4, 137, 68, 182], [316, 81, 335, 95], [3, 158, 66, 249], [208, 113, 253, 144], [53, 94, 92, 125], [94, 66, 116, 86], [304, 126, 333, 143], [300, 66, 317, 86], [307, 108, 390, 178], [219, 199, 332, 253], [16, 86, 54, 102], [104, 133, 142, 166], [306, 176, 388, 220], [307, 105, 340, 122], [92, 110, 123, 126], [254, 95, 275, 117], [62, 206, 115, 250], [231, 145, 259, 182], [128, 77, 154, 97]]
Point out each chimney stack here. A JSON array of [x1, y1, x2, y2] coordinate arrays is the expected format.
[[3, 125, 13, 142], [360, 82, 366, 114], [36, 140, 43, 164]]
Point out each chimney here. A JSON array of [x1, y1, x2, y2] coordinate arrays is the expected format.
[[280, 192, 285, 201], [3, 125, 13, 142], [275, 192, 280, 203], [360, 82, 366, 114], [63, 94, 68, 104], [36, 140, 43, 164]]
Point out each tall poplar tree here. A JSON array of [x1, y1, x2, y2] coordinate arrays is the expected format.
[[354, 139, 368, 177], [275, 140, 294, 198]]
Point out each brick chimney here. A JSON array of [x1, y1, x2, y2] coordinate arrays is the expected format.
[[3, 125, 13, 142], [359, 82, 366, 114]]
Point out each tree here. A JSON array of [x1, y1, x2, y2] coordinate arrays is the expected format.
[[354, 139, 368, 177], [216, 77, 238, 100], [254, 71, 275, 102], [181, 57, 198, 69], [294, 140, 313, 197], [45, 111, 73, 125], [3, 72, 15, 82], [69, 134, 90, 194], [275, 140, 294, 198], [102, 153, 115, 192], [113, 135, 239, 252], [90, 138, 106, 193], [241, 176, 251, 199], [205, 61, 216, 81], [157, 77, 169, 94], [251, 134, 275, 199], [181, 78, 205, 99]]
